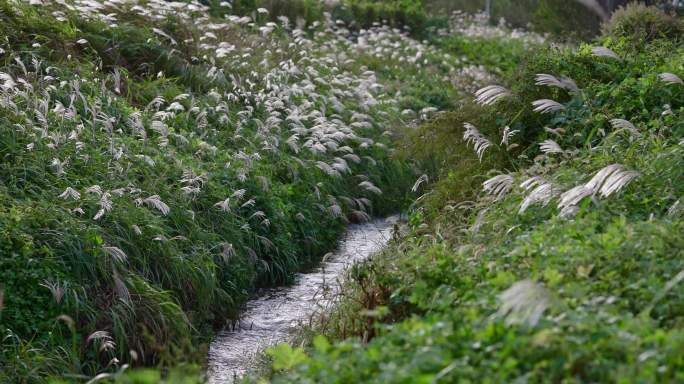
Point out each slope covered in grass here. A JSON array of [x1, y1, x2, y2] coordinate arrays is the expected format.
[[260, 6, 684, 383], [0, 0, 484, 381]]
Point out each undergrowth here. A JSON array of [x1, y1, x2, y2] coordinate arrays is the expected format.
[[0, 0, 475, 381], [258, 6, 684, 383]]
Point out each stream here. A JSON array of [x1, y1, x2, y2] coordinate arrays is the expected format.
[[206, 216, 398, 383]]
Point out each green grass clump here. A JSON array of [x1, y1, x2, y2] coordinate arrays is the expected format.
[[602, 3, 684, 44]]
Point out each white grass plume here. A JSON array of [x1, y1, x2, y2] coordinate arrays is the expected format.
[[40, 280, 65, 304], [214, 198, 231, 212], [610, 118, 641, 137], [539, 139, 564, 154], [596, 166, 640, 198], [519, 179, 560, 214], [498, 280, 550, 327], [532, 99, 565, 114], [483, 174, 513, 200], [658, 72, 683, 86], [412, 174, 428, 193], [591, 46, 621, 61], [558, 185, 593, 211], [142, 195, 170, 215], [359, 180, 382, 195], [463, 122, 492, 161], [557, 164, 639, 213], [474, 85, 512, 106], [534, 73, 579, 93], [59, 187, 81, 200], [103, 246, 127, 263], [584, 164, 639, 197], [501, 126, 519, 146]]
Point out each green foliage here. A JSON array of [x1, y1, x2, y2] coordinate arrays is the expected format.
[[436, 34, 534, 77], [0, 0, 439, 381], [602, 3, 684, 44], [261, 20, 684, 384]]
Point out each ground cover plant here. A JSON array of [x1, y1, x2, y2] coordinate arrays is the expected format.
[[258, 4, 684, 383]]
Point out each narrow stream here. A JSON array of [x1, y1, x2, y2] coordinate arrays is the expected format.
[[206, 216, 398, 383]]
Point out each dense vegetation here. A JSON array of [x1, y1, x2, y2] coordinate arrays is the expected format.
[[259, 4, 684, 384], [0, 0, 453, 381], [1, 0, 682, 383]]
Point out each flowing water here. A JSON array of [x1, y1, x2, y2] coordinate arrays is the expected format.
[[206, 216, 398, 383]]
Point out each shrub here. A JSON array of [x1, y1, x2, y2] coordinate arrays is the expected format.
[[602, 3, 684, 43]]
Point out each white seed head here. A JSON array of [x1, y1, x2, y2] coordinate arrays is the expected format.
[[501, 126, 519, 146], [532, 99, 565, 114], [103, 246, 127, 263], [534, 73, 579, 93], [474, 85, 512, 106], [463, 123, 492, 162], [58, 187, 81, 200], [498, 280, 550, 327], [610, 118, 641, 137], [143, 195, 170, 215], [519, 181, 560, 214], [591, 46, 621, 61], [483, 174, 514, 200], [658, 72, 683, 86], [359, 180, 382, 195], [539, 139, 564, 154]]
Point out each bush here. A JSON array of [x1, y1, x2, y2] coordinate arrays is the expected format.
[[602, 3, 684, 44]]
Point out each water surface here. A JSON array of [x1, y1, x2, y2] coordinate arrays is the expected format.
[[207, 217, 396, 383]]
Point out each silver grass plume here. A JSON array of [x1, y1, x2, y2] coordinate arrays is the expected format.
[[463, 123, 492, 162], [539, 139, 564, 154], [584, 164, 639, 198], [59, 187, 81, 200], [86, 330, 116, 353], [40, 280, 65, 304], [595, 166, 640, 198], [532, 99, 565, 114], [359, 181, 382, 195], [501, 126, 519, 146], [558, 164, 639, 214], [411, 174, 428, 193], [519, 178, 560, 214], [610, 118, 641, 138], [558, 185, 593, 212], [668, 200, 681, 218], [658, 72, 683, 86], [534, 73, 579, 93], [482, 174, 513, 200], [474, 85, 512, 106], [214, 198, 231, 212], [591, 46, 621, 61], [142, 195, 170, 215], [498, 280, 550, 327], [103, 246, 127, 263]]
